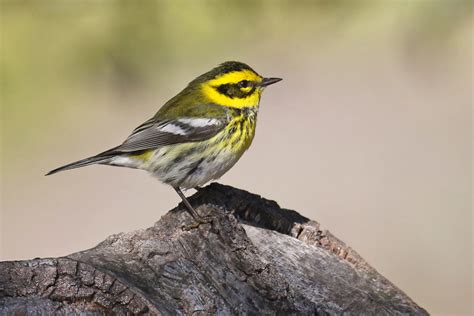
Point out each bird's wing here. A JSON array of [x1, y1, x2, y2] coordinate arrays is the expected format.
[[113, 105, 229, 153]]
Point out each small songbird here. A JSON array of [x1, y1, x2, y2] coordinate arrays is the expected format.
[[47, 61, 282, 224]]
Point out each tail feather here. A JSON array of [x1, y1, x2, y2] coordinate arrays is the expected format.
[[46, 152, 115, 176]]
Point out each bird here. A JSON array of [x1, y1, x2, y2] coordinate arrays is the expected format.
[[46, 61, 282, 226]]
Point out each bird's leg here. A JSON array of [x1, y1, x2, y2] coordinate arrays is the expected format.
[[174, 187, 213, 230], [174, 187, 201, 220]]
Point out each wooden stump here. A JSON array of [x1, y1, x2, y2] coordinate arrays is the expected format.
[[0, 183, 428, 315]]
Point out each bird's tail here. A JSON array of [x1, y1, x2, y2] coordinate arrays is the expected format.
[[45, 149, 117, 176]]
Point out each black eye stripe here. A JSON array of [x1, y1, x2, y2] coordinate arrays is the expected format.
[[215, 83, 256, 99], [216, 84, 232, 96]]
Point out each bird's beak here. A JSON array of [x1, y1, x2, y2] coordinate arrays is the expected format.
[[259, 77, 282, 87]]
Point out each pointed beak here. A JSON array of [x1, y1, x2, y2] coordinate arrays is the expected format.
[[259, 77, 282, 87]]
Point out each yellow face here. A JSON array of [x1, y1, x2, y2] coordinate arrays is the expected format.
[[201, 69, 264, 109]]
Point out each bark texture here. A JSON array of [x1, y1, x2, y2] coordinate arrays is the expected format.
[[0, 183, 428, 315]]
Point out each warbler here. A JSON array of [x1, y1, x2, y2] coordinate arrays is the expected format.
[[47, 61, 281, 224]]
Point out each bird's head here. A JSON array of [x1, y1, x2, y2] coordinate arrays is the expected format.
[[193, 61, 282, 109]]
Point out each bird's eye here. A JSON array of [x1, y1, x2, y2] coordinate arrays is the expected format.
[[238, 80, 250, 88]]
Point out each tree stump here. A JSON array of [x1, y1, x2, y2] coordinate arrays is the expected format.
[[0, 183, 428, 315]]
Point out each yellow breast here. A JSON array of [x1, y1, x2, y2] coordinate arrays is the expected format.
[[214, 108, 257, 154]]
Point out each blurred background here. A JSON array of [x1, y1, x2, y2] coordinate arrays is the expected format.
[[1, 0, 472, 314]]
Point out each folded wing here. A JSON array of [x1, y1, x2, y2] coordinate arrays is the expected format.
[[116, 116, 228, 152]]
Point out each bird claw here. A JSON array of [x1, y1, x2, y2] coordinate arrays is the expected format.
[[182, 216, 214, 231]]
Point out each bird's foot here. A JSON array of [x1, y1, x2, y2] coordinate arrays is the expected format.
[[182, 215, 214, 231]]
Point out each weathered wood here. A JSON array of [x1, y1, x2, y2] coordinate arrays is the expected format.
[[0, 183, 428, 315]]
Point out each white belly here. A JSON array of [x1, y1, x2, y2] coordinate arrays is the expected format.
[[144, 142, 245, 189]]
